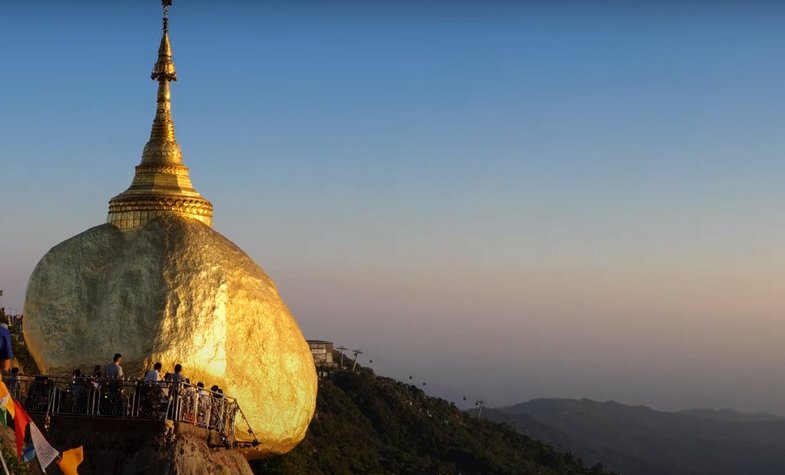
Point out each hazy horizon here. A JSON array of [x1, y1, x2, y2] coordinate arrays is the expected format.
[[2, 0, 785, 416]]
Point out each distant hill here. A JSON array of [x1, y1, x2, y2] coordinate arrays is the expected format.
[[483, 398, 785, 475], [253, 370, 613, 475]]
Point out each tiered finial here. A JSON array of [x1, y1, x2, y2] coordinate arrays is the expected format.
[[107, 0, 213, 231], [152, 0, 176, 83], [145, 0, 179, 160]]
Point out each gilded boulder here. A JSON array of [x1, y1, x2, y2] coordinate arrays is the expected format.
[[23, 215, 317, 458]]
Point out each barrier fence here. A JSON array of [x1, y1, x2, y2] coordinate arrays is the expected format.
[[2, 374, 238, 441]]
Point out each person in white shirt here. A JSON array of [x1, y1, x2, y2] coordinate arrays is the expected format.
[[145, 362, 163, 382], [103, 353, 124, 379]]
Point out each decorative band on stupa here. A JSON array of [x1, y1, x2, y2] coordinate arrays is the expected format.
[[108, 0, 213, 231]]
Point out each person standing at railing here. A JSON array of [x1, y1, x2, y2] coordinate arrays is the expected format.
[[103, 353, 124, 379], [169, 364, 187, 419], [100, 354, 126, 415], [138, 362, 164, 417], [90, 365, 102, 391], [171, 364, 186, 385], [70, 369, 89, 410], [145, 362, 163, 382], [209, 385, 225, 430]]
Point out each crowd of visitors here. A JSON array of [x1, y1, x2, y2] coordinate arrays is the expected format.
[[92, 354, 226, 398], [78, 354, 234, 431], [2, 350, 235, 437]]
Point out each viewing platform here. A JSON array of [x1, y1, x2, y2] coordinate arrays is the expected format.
[[2, 374, 259, 450]]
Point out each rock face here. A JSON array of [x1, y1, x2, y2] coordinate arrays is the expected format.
[[23, 215, 317, 458], [35, 416, 254, 474]]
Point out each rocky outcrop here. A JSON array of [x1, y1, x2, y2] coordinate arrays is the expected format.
[[31, 416, 252, 475]]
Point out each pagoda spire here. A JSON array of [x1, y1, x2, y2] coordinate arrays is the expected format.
[[107, 0, 213, 231], [144, 0, 180, 163]]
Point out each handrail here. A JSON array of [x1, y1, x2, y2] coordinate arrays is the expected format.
[[1, 374, 240, 442]]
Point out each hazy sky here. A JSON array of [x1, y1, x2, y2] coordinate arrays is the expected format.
[[2, 1, 785, 414]]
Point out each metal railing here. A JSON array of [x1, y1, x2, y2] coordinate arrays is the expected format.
[[2, 374, 238, 441]]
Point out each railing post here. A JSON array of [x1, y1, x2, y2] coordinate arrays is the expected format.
[[192, 388, 198, 425], [230, 401, 236, 438], [174, 383, 181, 422], [129, 383, 136, 417], [92, 383, 99, 416], [49, 385, 57, 415], [217, 398, 224, 433]]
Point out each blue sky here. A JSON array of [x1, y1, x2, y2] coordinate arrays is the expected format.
[[2, 1, 785, 412]]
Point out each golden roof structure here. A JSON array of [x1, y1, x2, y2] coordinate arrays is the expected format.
[[107, 0, 213, 231]]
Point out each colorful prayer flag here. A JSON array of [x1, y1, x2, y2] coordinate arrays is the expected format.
[[0, 381, 15, 419], [57, 446, 84, 475], [22, 443, 35, 463], [12, 399, 30, 459], [29, 421, 59, 470]]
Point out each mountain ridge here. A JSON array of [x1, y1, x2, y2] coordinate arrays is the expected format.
[[484, 397, 785, 475], [253, 370, 614, 475]]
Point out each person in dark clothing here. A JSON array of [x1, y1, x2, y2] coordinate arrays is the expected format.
[[0, 322, 14, 371]]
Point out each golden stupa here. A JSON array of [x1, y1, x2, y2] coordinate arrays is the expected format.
[[23, 1, 317, 458]]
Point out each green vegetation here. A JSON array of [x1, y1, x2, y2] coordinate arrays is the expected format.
[[0, 440, 29, 474], [253, 368, 612, 475]]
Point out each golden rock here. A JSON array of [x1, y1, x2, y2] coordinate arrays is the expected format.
[[24, 216, 317, 457], [22, 1, 316, 459]]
